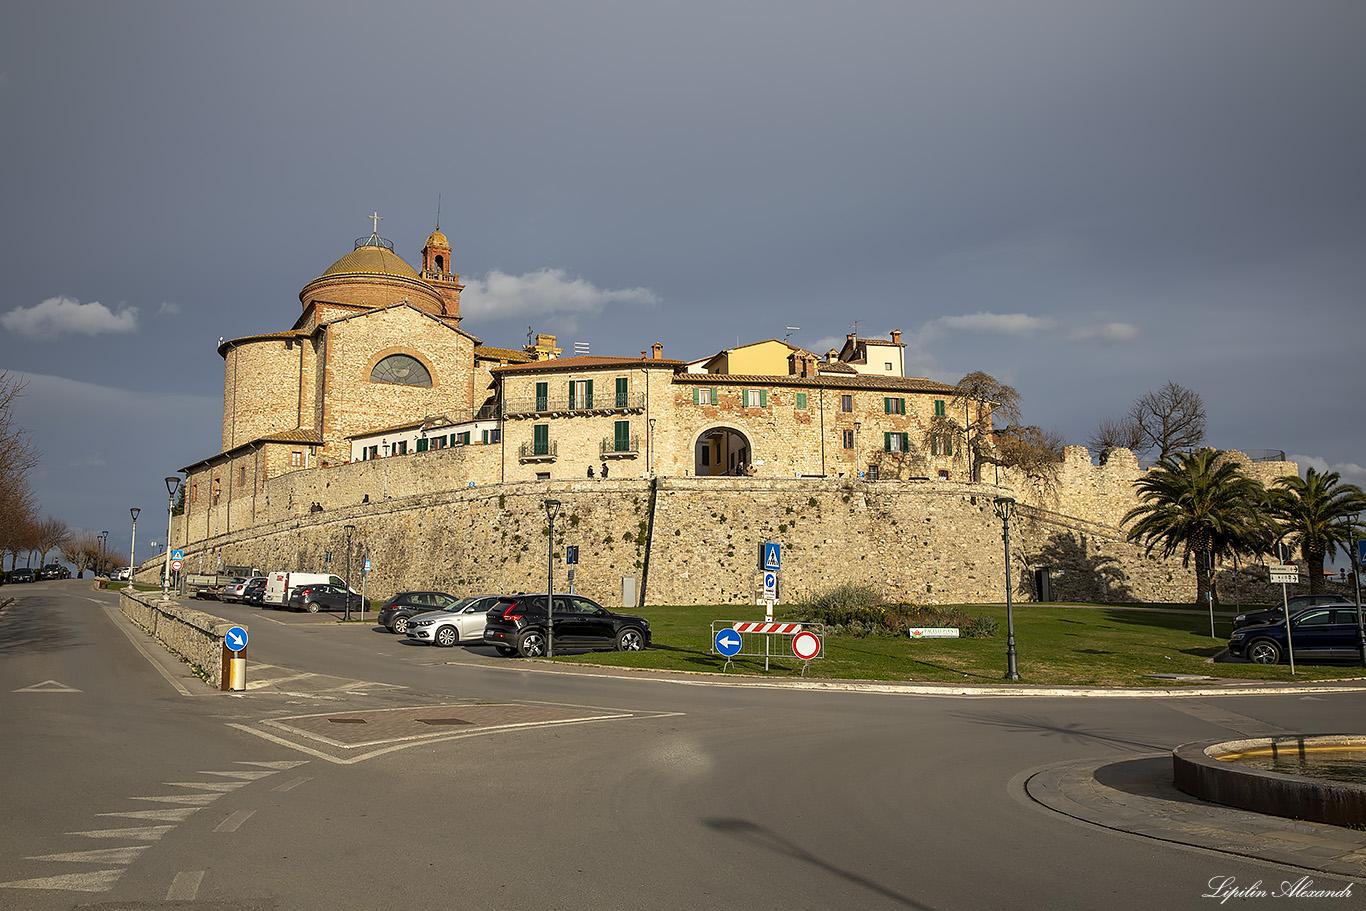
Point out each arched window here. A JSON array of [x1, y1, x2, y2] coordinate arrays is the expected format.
[[370, 354, 432, 387]]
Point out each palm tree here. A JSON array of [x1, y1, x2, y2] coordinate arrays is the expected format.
[[1267, 468, 1366, 594], [1122, 449, 1265, 606]]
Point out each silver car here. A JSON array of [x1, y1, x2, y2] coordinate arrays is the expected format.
[[405, 594, 504, 647], [221, 576, 265, 603]]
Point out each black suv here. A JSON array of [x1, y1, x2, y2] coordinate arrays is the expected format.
[[289, 583, 363, 613], [1233, 595, 1355, 629], [40, 564, 69, 580], [483, 594, 650, 657]]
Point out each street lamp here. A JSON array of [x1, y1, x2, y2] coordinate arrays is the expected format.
[[993, 496, 1021, 681], [1351, 512, 1365, 668], [544, 499, 562, 657], [129, 508, 140, 588], [344, 524, 355, 621], [162, 476, 180, 599], [98, 531, 109, 578]]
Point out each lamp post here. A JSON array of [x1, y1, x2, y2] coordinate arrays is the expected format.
[[993, 496, 1021, 681], [162, 476, 180, 599], [1352, 512, 1365, 668], [544, 499, 562, 657], [344, 524, 355, 621], [98, 531, 109, 578], [128, 508, 140, 588]]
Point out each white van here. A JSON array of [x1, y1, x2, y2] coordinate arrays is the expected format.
[[263, 571, 349, 608]]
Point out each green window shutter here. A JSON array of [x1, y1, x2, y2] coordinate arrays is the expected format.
[[693, 387, 700, 405], [534, 424, 548, 456], [416, 438, 428, 452], [901, 433, 910, 452], [536, 382, 548, 411], [944, 436, 952, 456], [899, 398, 906, 415], [585, 379, 593, 409], [759, 389, 767, 407], [795, 392, 807, 409], [931, 435, 939, 456], [710, 387, 718, 405], [934, 399, 945, 417], [567, 381, 576, 409], [615, 420, 630, 452], [616, 377, 628, 408], [884, 432, 892, 452], [884, 397, 892, 414]]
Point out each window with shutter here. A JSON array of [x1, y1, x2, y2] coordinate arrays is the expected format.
[[535, 382, 548, 412], [614, 420, 630, 452], [934, 399, 946, 417], [533, 424, 549, 456], [616, 377, 628, 408], [795, 392, 807, 409]]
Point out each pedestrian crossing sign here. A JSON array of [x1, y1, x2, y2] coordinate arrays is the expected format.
[[762, 542, 781, 572]]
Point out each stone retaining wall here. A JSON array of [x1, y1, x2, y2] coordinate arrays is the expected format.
[[119, 589, 237, 688]]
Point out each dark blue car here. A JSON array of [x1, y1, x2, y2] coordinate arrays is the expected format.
[[1228, 606, 1365, 665]]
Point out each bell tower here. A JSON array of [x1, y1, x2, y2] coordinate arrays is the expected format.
[[420, 226, 464, 323]]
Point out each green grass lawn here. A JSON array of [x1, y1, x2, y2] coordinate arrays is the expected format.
[[549, 602, 1366, 687]]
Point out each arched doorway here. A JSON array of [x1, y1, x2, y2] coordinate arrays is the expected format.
[[695, 427, 752, 476]]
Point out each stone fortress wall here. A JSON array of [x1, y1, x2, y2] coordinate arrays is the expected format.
[[153, 445, 1327, 609]]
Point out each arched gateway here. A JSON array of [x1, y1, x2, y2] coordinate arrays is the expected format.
[[695, 427, 752, 476]]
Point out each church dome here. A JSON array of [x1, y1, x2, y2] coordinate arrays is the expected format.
[[320, 243, 420, 280], [425, 228, 449, 248]]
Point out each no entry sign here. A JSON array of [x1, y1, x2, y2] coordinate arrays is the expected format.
[[792, 630, 821, 661]]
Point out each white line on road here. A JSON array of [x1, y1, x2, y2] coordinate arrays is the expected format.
[[167, 871, 204, 900], [271, 776, 313, 792], [214, 809, 256, 832]]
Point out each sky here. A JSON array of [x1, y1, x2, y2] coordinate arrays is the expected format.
[[2, 1, 1364, 566]]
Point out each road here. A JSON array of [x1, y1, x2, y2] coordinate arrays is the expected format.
[[1, 581, 1362, 910]]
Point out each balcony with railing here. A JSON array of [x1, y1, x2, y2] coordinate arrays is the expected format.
[[518, 440, 557, 462], [503, 391, 645, 417], [600, 434, 641, 459]]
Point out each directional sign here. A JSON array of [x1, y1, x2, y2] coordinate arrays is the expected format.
[[364, 558, 372, 572], [1269, 563, 1299, 584], [715, 628, 743, 657], [762, 542, 781, 572], [225, 626, 248, 652], [792, 630, 821, 660], [762, 571, 777, 598]]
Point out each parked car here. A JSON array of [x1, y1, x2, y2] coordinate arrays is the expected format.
[[40, 564, 70, 580], [483, 594, 650, 658], [10, 568, 36, 583], [1227, 606, 1366, 664], [241, 578, 268, 605], [288, 582, 363, 613], [214, 577, 249, 601], [404, 594, 505, 646], [221, 576, 266, 603], [1233, 595, 1354, 629], [378, 591, 465, 633]]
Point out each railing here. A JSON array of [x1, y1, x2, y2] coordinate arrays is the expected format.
[[502, 392, 645, 416], [1246, 449, 1287, 462], [600, 435, 641, 456], [518, 440, 557, 460]]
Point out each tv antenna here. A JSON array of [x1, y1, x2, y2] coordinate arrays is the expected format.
[[784, 327, 800, 341]]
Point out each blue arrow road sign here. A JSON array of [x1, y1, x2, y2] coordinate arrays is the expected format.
[[225, 626, 248, 652], [715, 628, 743, 657], [763, 542, 781, 571]]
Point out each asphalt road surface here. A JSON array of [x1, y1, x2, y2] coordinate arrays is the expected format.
[[2, 581, 1363, 910]]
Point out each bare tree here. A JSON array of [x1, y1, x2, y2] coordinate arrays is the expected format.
[[1129, 381, 1206, 460], [0, 373, 40, 569], [35, 516, 72, 567], [1087, 414, 1145, 463], [928, 371, 1065, 482]]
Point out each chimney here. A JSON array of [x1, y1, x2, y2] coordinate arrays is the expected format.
[[641, 351, 648, 359], [891, 329, 902, 345], [847, 332, 856, 342], [651, 342, 663, 360]]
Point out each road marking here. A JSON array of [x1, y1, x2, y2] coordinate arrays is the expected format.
[[26, 847, 148, 864], [0, 870, 124, 892], [214, 809, 255, 833], [271, 776, 313, 792], [13, 679, 81, 693], [237, 760, 309, 769], [163, 780, 248, 792], [130, 793, 222, 805], [167, 870, 203, 900], [200, 769, 276, 779], [98, 807, 201, 822], [67, 825, 174, 840]]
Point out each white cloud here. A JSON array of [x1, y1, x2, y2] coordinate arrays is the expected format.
[[460, 268, 659, 320], [1288, 454, 1366, 488], [1067, 322, 1140, 343], [156, 301, 182, 316], [934, 312, 1055, 336], [1, 296, 139, 338]]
